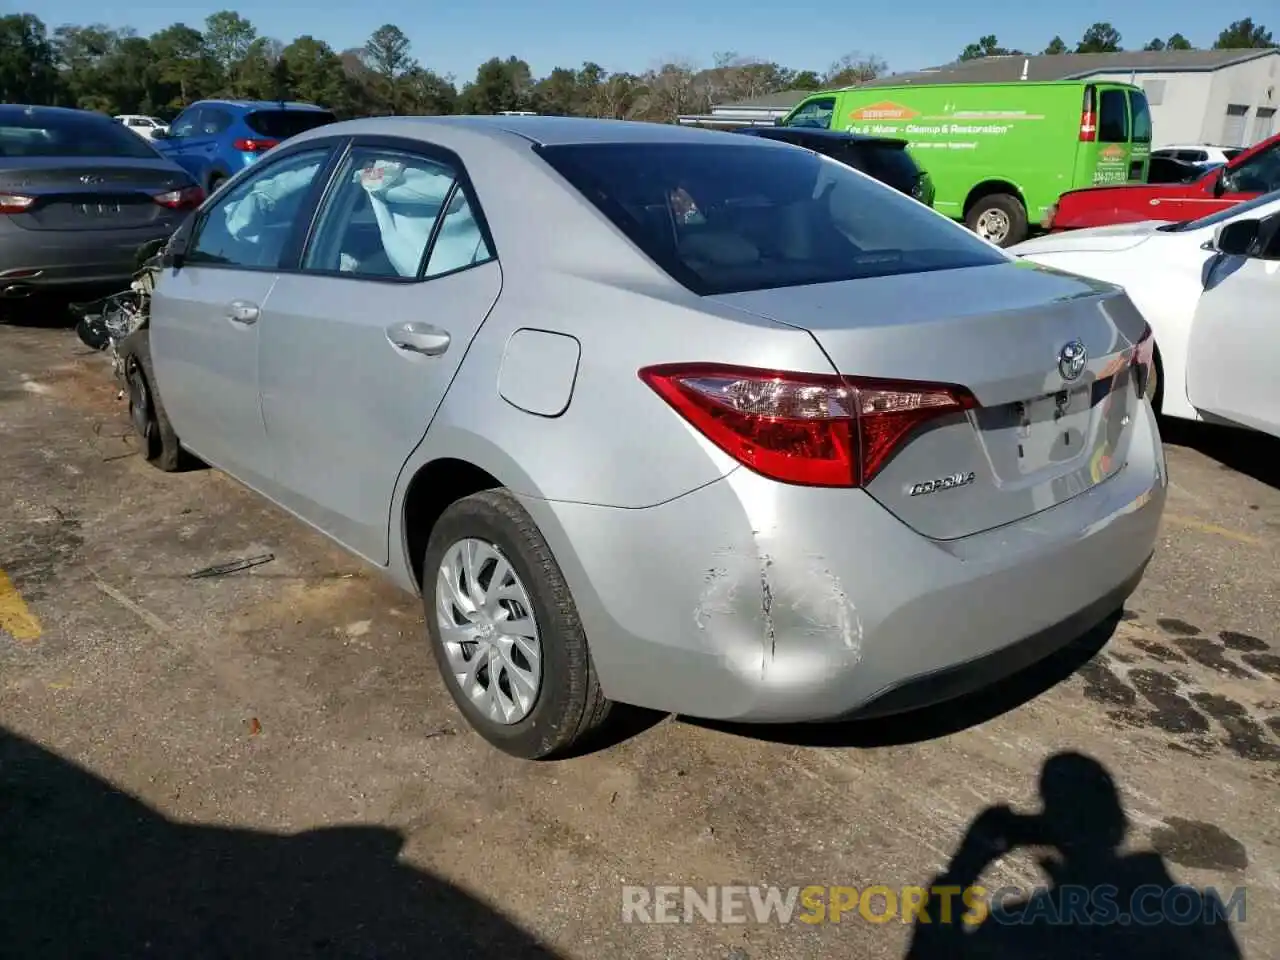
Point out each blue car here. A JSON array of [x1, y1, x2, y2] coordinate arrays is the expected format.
[[151, 100, 336, 194]]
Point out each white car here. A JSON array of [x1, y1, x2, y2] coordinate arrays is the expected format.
[[1011, 189, 1280, 438], [1152, 144, 1244, 166], [115, 115, 169, 140]]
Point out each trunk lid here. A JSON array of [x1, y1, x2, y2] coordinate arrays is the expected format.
[[0, 158, 191, 231], [709, 261, 1148, 540], [1013, 220, 1166, 256]]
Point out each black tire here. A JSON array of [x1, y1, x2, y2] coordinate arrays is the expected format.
[[207, 173, 226, 195], [965, 192, 1028, 247], [422, 489, 612, 759], [118, 330, 186, 472]]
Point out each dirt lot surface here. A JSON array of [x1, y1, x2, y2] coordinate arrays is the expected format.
[[2, 317, 1278, 959]]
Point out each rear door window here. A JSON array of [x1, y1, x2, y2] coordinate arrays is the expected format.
[[536, 141, 1004, 296], [302, 146, 493, 279], [198, 108, 234, 136], [785, 98, 836, 130], [246, 110, 337, 140], [1098, 90, 1129, 143]]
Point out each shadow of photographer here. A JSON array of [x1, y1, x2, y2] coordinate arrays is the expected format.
[[0, 726, 560, 958], [905, 751, 1242, 960]]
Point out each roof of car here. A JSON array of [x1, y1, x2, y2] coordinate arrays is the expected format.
[[296, 114, 780, 148], [0, 104, 115, 121], [190, 99, 331, 112]]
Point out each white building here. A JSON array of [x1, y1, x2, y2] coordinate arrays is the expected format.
[[676, 91, 809, 129], [866, 49, 1280, 149]]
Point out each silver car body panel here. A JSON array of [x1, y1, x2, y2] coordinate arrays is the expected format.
[[147, 116, 1167, 722]]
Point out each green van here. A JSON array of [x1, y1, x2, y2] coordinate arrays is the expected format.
[[778, 80, 1152, 246]]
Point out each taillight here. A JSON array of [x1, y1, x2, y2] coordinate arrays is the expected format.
[[1080, 87, 1097, 142], [0, 193, 35, 214], [639, 363, 977, 488], [1131, 324, 1156, 399], [152, 185, 205, 210], [233, 137, 279, 153]]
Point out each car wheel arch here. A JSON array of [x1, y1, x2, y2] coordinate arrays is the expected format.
[[963, 179, 1028, 218], [394, 425, 549, 592]]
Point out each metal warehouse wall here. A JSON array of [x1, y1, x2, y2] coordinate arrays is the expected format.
[[1082, 52, 1279, 149]]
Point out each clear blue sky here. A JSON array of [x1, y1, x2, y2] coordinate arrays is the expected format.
[[32, 0, 1265, 83]]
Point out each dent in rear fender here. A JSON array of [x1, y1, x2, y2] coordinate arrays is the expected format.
[[512, 472, 868, 719]]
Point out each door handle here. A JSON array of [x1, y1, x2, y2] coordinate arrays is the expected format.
[[226, 300, 259, 324], [387, 321, 451, 357]]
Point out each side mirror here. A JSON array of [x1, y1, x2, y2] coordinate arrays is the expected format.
[[1210, 219, 1259, 256], [151, 127, 168, 140], [160, 215, 195, 269]]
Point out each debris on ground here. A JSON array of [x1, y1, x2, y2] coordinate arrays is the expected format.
[[187, 553, 276, 579], [70, 238, 165, 381]]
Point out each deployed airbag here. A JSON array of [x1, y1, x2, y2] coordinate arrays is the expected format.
[[357, 160, 452, 276]]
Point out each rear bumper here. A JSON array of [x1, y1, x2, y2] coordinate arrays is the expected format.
[[0, 223, 181, 291], [842, 556, 1148, 719], [518, 399, 1167, 722]]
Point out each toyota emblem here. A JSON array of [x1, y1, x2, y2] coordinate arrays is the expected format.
[[1057, 340, 1088, 382]]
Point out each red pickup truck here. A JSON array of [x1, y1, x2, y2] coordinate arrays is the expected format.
[[1045, 132, 1280, 230]]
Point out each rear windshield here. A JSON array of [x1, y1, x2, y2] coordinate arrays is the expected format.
[[0, 112, 159, 159], [855, 143, 921, 188], [245, 109, 336, 139], [537, 142, 1003, 296]]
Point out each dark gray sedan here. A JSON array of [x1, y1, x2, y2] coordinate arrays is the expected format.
[[0, 105, 203, 299]]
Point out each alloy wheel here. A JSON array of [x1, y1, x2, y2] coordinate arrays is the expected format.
[[435, 537, 543, 725]]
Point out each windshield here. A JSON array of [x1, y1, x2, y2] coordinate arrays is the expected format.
[[536, 142, 1004, 296], [0, 112, 160, 159], [1159, 187, 1280, 233], [245, 109, 336, 139]]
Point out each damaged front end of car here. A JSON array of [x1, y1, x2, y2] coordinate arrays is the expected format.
[[70, 237, 166, 382]]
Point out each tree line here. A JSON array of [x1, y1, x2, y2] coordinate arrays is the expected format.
[[0, 11, 886, 122], [959, 18, 1275, 61], [0, 11, 1275, 124]]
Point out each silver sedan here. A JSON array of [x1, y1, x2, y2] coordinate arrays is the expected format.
[[129, 116, 1167, 758]]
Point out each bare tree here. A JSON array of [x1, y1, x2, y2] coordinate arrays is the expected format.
[[823, 51, 887, 87]]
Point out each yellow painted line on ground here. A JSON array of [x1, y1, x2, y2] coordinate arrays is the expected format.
[[1162, 514, 1264, 547], [0, 569, 42, 643]]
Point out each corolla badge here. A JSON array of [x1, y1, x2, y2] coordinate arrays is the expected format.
[[1057, 340, 1088, 382], [79, 174, 104, 184]]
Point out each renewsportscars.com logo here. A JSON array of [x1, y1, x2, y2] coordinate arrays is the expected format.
[[621, 884, 1247, 927]]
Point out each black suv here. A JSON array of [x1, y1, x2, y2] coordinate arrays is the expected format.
[[737, 126, 935, 207]]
